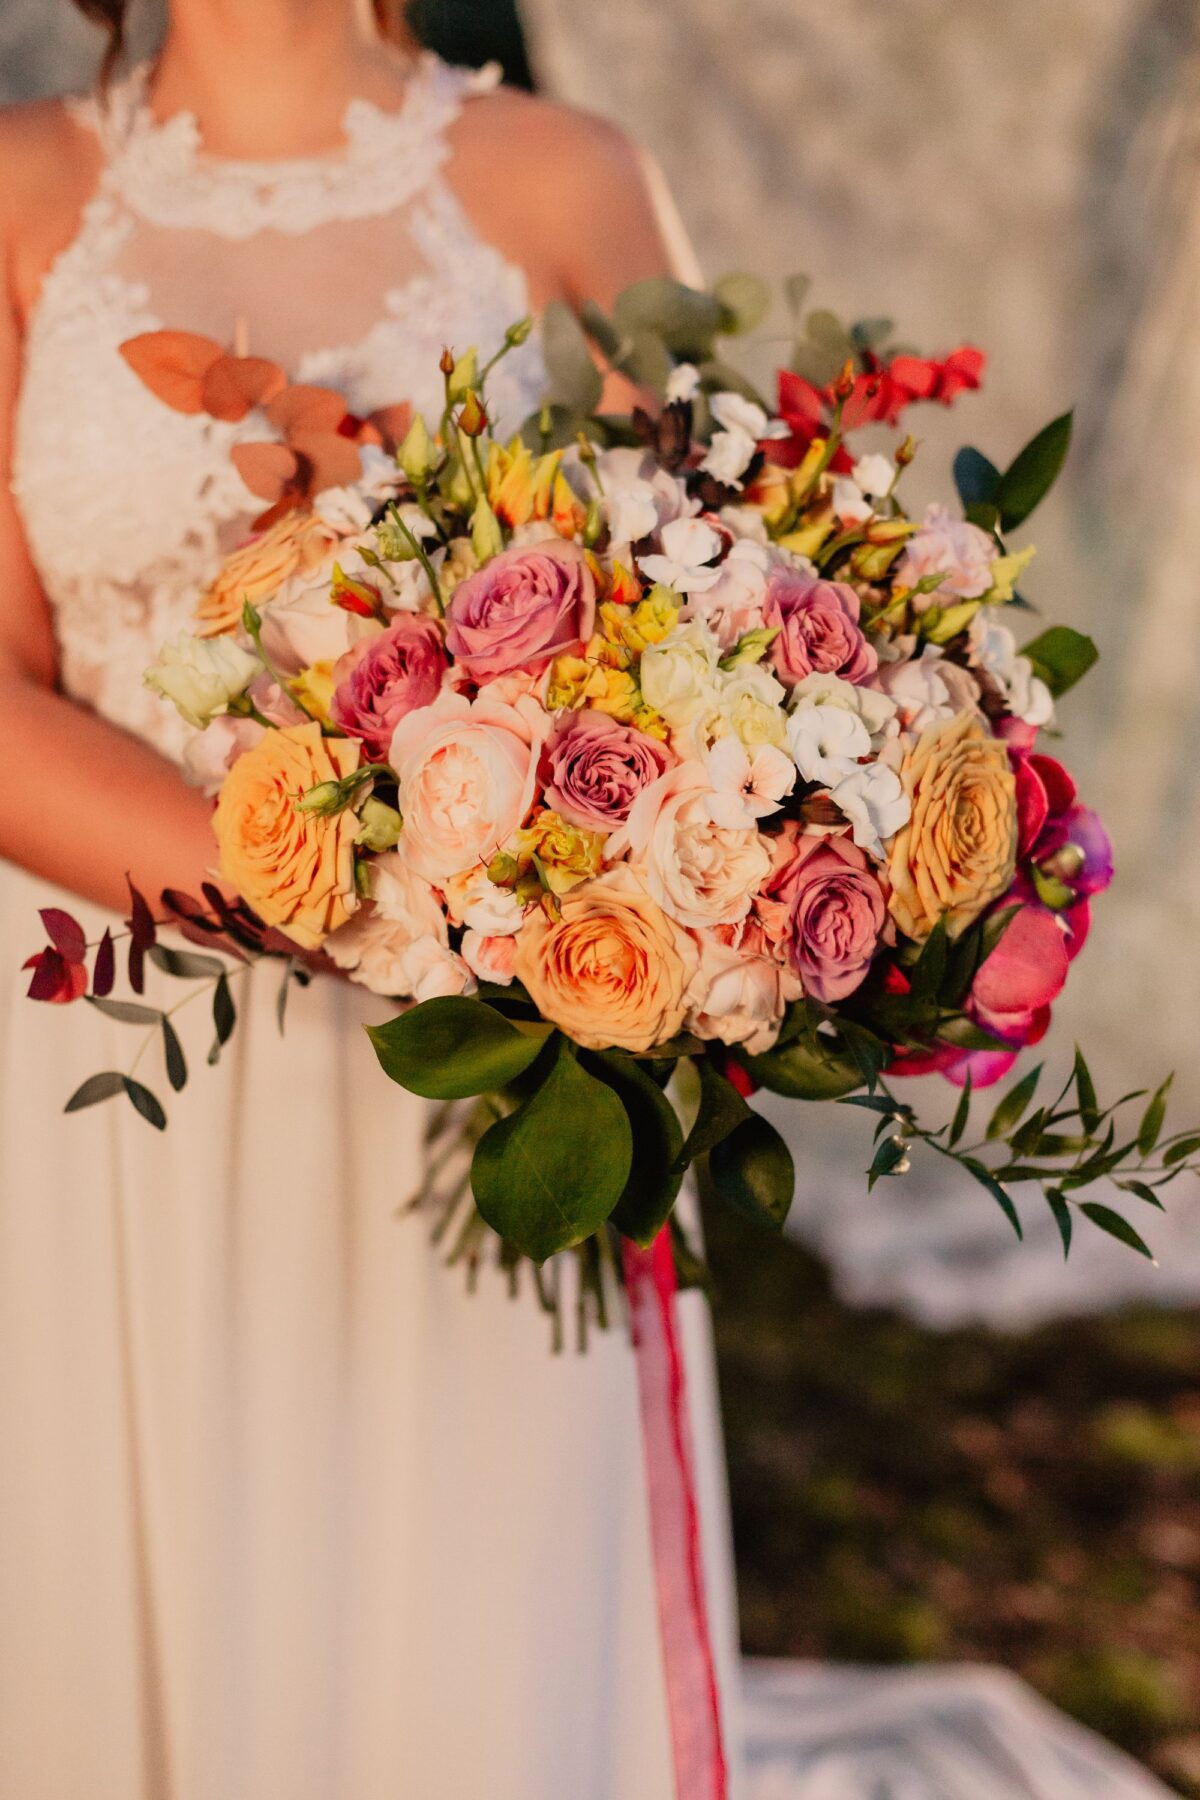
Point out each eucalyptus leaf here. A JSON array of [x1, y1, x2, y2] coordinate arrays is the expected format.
[[123, 1077, 167, 1131], [471, 1044, 632, 1261], [714, 272, 771, 336], [541, 300, 604, 417], [613, 278, 724, 359], [783, 273, 812, 318], [368, 997, 553, 1101], [64, 1070, 127, 1114]]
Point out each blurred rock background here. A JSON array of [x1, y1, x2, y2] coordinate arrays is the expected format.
[[4, 1, 1198, 1788]]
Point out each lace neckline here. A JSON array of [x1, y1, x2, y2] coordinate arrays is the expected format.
[[69, 52, 501, 239]]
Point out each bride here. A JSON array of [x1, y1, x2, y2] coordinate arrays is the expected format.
[[0, 3, 743, 1795]]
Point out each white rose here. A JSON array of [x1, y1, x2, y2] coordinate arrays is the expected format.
[[609, 762, 772, 929], [639, 619, 722, 728], [639, 516, 726, 594], [605, 477, 663, 547], [259, 570, 381, 675], [685, 929, 786, 1055], [709, 392, 788, 442], [700, 428, 758, 489], [968, 610, 1055, 728], [461, 930, 519, 987], [144, 631, 261, 731], [716, 662, 789, 750]]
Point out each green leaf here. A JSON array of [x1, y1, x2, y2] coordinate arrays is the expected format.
[[212, 974, 236, 1046], [909, 916, 949, 1004], [986, 1062, 1043, 1141], [148, 944, 228, 981], [783, 273, 812, 318], [1073, 1046, 1100, 1134], [1079, 1201, 1156, 1261], [86, 996, 163, 1027], [948, 1070, 973, 1148], [1117, 1180, 1165, 1211], [1020, 626, 1099, 699], [1044, 1187, 1073, 1258], [953, 446, 1000, 509], [122, 1077, 167, 1131], [740, 1034, 863, 1101], [471, 1044, 633, 1260], [994, 410, 1073, 531], [612, 279, 724, 359], [541, 300, 604, 417], [578, 299, 622, 364], [868, 1133, 909, 1190], [675, 1056, 752, 1170], [961, 1157, 1023, 1240], [964, 501, 1001, 534], [592, 1054, 685, 1247], [64, 1070, 127, 1114], [714, 272, 771, 336], [806, 308, 853, 355], [368, 997, 553, 1101], [161, 1018, 187, 1093], [708, 1113, 795, 1230], [849, 316, 895, 354], [1137, 1075, 1173, 1156], [1163, 1133, 1200, 1167], [617, 331, 673, 394]]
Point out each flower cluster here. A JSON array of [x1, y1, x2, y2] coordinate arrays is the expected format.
[[137, 320, 1104, 1096]]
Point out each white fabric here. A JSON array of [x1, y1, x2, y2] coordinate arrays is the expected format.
[[0, 57, 745, 1799]]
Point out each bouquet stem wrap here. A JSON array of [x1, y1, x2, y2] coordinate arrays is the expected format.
[[624, 1230, 729, 1799]]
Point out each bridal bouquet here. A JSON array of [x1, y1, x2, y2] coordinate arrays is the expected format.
[[28, 278, 1200, 1276]]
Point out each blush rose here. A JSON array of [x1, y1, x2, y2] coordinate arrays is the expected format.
[[444, 539, 596, 680]]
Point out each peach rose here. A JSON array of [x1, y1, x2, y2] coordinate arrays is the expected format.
[[213, 721, 360, 950], [887, 711, 1018, 942], [513, 863, 699, 1052], [390, 689, 545, 886], [195, 511, 337, 638], [608, 762, 772, 930]]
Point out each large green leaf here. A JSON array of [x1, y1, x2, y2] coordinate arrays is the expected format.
[[714, 272, 771, 336], [592, 1053, 685, 1247], [953, 446, 1000, 510], [708, 1113, 796, 1230], [675, 1055, 752, 1170], [471, 1044, 632, 1260], [994, 410, 1073, 531], [741, 1033, 864, 1101], [612, 279, 724, 359], [367, 997, 552, 1100], [541, 300, 604, 417], [1020, 626, 1099, 699]]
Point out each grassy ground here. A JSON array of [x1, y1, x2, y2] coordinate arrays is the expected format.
[[702, 1198, 1200, 1796]]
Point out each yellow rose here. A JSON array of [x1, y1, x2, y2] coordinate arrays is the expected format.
[[213, 723, 361, 950], [887, 711, 1018, 942], [195, 511, 336, 638], [514, 863, 699, 1052]]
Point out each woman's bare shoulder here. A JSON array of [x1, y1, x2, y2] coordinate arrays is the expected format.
[[0, 98, 101, 314], [451, 84, 649, 199]]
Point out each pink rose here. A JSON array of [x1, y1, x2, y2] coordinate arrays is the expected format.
[[757, 823, 888, 1002], [765, 568, 878, 687], [445, 540, 596, 681], [390, 689, 544, 885], [542, 710, 673, 833], [331, 614, 448, 762]]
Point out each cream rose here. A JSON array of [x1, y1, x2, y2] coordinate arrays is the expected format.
[[390, 689, 544, 886], [685, 928, 786, 1055], [325, 854, 472, 999], [887, 711, 1018, 941], [513, 863, 698, 1052], [212, 722, 360, 951], [195, 511, 337, 638], [609, 762, 772, 930]]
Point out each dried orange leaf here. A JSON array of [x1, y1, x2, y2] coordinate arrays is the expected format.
[[290, 431, 363, 494], [119, 330, 224, 413], [230, 441, 299, 502], [266, 383, 349, 437], [201, 355, 288, 423]]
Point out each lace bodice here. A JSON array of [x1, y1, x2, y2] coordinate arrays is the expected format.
[[11, 54, 547, 760]]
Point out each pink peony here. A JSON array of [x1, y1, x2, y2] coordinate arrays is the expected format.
[[757, 823, 889, 1002], [331, 614, 447, 762], [764, 568, 877, 687], [445, 540, 596, 681], [542, 710, 673, 833]]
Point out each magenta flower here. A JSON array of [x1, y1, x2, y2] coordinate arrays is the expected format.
[[445, 540, 596, 681], [330, 614, 447, 762], [542, 710, 673, 833]]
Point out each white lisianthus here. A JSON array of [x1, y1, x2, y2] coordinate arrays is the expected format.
[[852, 453, 896, 498], [258, 569, 381, 675], [787, 702, 872, 786], [717, 503, 770, 545], [639, 516, 726, 594], [688, 538, 772, 647], [827, 763, 911, 859], [604, 477, 662, 547], [144, 632, 261, 731], [704, 736, 795, 828], [709, 393, 790, 443], [666, 362, 702, 403], [789, 672, 898, 742], [639, 619, 723, 727], [968, 609, 1055, 728], [831, 477, 875, 525]]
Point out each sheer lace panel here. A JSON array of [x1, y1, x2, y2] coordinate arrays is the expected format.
[[12, 56, 546, 762]]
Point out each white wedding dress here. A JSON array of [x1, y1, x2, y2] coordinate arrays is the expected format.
[[0, 55, 744, 1800]]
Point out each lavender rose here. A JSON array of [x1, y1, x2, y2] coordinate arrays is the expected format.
[[445, 540, 596, 681], [757, 823, 888, 1002], [765, 568, 878, 687], [542, 710, 673, 833], [330, 614, 448, 762]]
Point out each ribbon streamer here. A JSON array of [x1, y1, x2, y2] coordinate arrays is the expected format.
[[624, 1229, 729, 1800]]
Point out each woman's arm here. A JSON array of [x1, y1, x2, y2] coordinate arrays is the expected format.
[[0, 133, 223, 917]]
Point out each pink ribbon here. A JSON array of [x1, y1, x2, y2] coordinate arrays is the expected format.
[[624, 1229, 729, 1800]]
